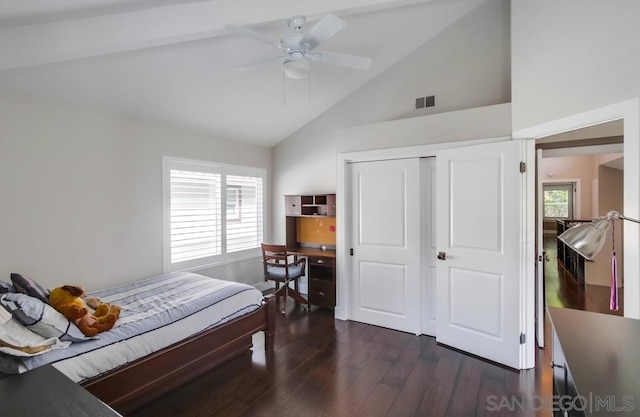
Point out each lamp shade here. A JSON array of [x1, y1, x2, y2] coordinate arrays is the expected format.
[[557, 218, 611, 261]]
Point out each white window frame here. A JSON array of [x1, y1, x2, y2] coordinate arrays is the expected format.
[[162, 156, 266, 273]]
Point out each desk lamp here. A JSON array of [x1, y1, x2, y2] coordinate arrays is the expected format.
[[558, 210, 640, 311]]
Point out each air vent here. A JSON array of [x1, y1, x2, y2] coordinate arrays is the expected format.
[[415, 95, 435, 109], [425, 95, 435, 107]]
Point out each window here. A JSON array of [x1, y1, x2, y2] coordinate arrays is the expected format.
[[543, 182, 574, 219], [163, 157, 265, 272]]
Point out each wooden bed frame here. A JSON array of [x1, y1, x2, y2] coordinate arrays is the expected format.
[[82, 294, 276, 414]]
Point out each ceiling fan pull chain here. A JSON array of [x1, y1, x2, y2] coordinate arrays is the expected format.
[[308, 66, 312, 103]]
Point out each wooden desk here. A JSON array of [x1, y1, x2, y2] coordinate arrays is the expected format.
[[0, 365, 122, 417], [290, 247, 336, 259], [549, 307, 638, 416], [290, 247, 336, 308]]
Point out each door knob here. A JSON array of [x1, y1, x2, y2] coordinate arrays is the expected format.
[[437, 252, 446, 260]]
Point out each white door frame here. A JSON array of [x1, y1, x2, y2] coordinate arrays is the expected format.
[[536, 149, 544, 348], [513, 97, 640, 319], [420, 157, 437, 336], [335, 136, 537, 368]]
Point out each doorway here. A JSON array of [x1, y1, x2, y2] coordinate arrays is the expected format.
[[513, 98, 639, 348], [540, 150, 624, 319]]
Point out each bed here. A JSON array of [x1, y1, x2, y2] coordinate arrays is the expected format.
[[0, 271, 276, 414]]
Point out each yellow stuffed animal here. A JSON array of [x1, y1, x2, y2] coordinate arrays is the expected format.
[[48, 285, 121, 337]]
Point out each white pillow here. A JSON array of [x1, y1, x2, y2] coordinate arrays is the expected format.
[[0, 303, 11, 323], [0, 316, 71, 357], [0, 293, 95, 343]]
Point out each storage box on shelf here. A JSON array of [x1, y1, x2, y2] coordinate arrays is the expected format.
[[285, 194, 336, 217]]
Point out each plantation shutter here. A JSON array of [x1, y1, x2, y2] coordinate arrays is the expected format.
[[226, 175, 263, 253], [163, 157, 266, 272], [169, 168, 221, 263]]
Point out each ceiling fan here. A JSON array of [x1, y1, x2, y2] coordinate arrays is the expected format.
[[226, 14, 372, 80]]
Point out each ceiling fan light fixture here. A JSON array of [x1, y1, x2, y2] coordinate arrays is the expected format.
[[283, 57, 309, 79], [229, 13, 371, 82]]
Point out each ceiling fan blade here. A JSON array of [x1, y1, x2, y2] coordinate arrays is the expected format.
[[309, 51, 372, 70], [299, 14, 346, 51], [225, 24, 281, 49], [235, 56, 283, 73]]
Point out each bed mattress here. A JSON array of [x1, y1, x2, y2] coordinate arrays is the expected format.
[[16, 271, 264, 383]]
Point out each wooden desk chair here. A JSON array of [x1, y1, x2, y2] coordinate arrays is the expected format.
[[261, 243, 308, 314]]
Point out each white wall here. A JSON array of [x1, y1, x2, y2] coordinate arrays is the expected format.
[[272, 0, 511, 243], [338, 103, 512, 154], [541, 155, 596, 219], [586, 165, 624, 286], [0, 91, 271, 291], [512, 1, 640, 316], [511, 0, 640, 131]]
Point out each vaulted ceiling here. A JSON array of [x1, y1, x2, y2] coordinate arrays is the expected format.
[[0, 0, 486, 147]]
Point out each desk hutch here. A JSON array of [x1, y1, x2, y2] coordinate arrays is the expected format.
[[284, 194, 336, 309]]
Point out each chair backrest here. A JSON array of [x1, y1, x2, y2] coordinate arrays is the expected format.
[[261, 243, 287, 262], [261, 243, 289, 277]]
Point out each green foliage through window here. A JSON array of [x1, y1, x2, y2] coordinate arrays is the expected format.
[[543, 183, 574, 219], [544, 190, 568, 218]]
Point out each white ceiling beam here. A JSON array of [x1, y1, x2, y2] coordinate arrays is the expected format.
[[0, 0, 433, 71]]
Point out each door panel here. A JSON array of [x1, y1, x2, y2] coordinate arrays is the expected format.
[[436, 140, 522, 369], [350, 158, 420, 334], [360, 262, 407, 315], [359, 170, 406, 247], [450, 156, 502, 250], [450, 269, 502, 337]]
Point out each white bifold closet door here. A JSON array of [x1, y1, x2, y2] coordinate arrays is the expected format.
[[435, 140, 523, 369], [349, 158, 421, 335]]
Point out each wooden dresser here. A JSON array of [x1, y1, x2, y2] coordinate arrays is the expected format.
[[0, 365, 122, 416], [549, 307, 638, 416]]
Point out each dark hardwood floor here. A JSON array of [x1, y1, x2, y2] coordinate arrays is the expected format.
[[130, 302, 553, 417], [130, 241, 621, 417], [543, 235, 623, 316]]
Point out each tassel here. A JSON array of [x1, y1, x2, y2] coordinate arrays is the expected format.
[[610, 220, 619, 311], [611, 252, 618, 311]]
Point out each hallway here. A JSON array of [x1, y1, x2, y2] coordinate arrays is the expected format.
[[544, 235, 623, 316]]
